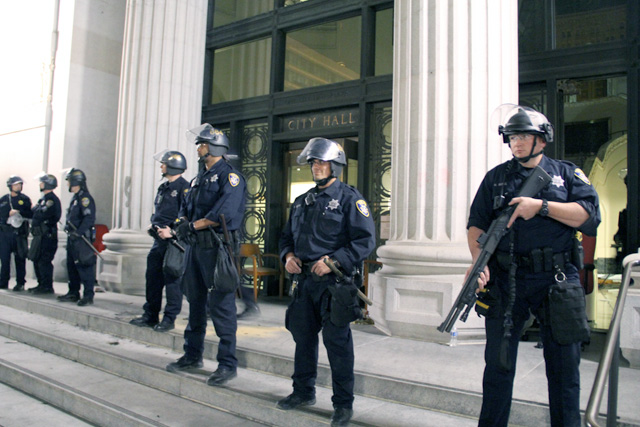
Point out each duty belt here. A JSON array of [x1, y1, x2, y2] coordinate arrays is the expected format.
[[496, 249, 573, 273]]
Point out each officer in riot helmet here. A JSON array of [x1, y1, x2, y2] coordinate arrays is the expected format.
[[468, 105, 600, 427], [28, 173, 62, 294], [277, 137, 376, 426], [0, 175, 33, 290], [130, 150, 189, 332], [161, 124, 246, 387], [59, 168, 97, 306]]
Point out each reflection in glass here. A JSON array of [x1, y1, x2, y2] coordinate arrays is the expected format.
[[213, 0, 273, 27], [284, 17, 361, 91], [212, 38, 271, 103], [555, 0, 626, 49], [375, 8, 393, 76], [518, 0, 545, 55]]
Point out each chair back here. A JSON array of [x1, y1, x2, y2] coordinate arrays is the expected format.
[[240, 243, 261, 259]]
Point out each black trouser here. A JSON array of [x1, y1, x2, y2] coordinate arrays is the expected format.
[[66, 238, 96, 298], [478, 265, 581, 427], [0, 230, 27, 288], [285, 274, 355, 409], [143, 239, 183, 323], [181, 242, 237, 369], [33, 236, 58, 290]]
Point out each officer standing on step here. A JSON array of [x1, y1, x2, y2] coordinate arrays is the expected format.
[[130, 150, 189, 332], [277, 137, 376, 427], [161, 124, 246, 387], [59, 168, 97, 306], [0, 176, 33, 291], [28, 173, 62, 294], [468, 105, 600, 427]]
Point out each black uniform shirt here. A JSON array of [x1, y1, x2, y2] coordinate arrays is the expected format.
[[180, 160, 246, 232], [468, 156, 600, 255], [279, 179, 376, 272], [66, 189, 96, 236], [151, 176, 189, 228], [32, 192, 62, 229], [0, 193, 33, 223]]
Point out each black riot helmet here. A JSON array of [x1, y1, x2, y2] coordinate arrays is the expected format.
[[186, 123, 229, 157], [65, 168, 87, 189], [496, 105, 554, 163], [37, 172, 58, 190], [6, 175, 23, 190], [297, 137, 347, 185], [498, 105, 554, 144], [153, 150, 187, 176]]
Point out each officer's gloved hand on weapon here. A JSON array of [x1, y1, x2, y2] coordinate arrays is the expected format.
[[173, 217, 195, 244], [147, 225, 159, 240]]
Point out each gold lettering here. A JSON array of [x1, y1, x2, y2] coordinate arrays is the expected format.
[[331, 115, 339, 126], [287, 120, 295, 130], [323, 115, 331, 127], [309, 117, 317, 128], [349, 112, 356, 124]]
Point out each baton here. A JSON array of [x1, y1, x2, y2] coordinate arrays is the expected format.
[[64, 221, 104, 261], [152, 225, 185, 252], [323, 258, 374, 306]]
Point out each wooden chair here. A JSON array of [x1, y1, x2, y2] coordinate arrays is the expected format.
[[239, 243, 285, 300]]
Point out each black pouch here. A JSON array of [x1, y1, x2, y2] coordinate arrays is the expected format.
[[328, 281, 362, 327], [16, 235, 29, 259], [546, 272, 590, 345], [475, 285, 502, 318], [28, 235, 42, 261], [73, 238, 96, 266], [212, 233, 240, 293], [163, 242, 184, 278]]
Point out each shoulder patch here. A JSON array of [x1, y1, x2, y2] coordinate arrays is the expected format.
[[229, 173, 240, 187], [356, 200, 370, 217], [574, 168, 591, 185], [81, 197, 91, 207], [46, 200, 54, 207]]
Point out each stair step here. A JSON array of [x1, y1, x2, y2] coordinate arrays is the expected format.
[[0, 339, 264, 426], [0, 304, 477, 426]]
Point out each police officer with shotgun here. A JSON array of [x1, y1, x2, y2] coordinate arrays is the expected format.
[[160, 124, 246, 387], [463, 105, 600, 427], [130, 150, 189, 332], [277, 137, 376, 426]]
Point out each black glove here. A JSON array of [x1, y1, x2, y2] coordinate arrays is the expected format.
[[174, 220, 194, 241]]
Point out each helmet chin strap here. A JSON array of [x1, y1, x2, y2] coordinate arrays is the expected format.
[[314, 175, 333, 187]]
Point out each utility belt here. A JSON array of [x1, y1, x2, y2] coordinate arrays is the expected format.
[[298, 262, 331, 282], [495, 249, 573, 274], [31, 223, 57, 238], [0, 224, 13, 233], [193, 228, 238, 249]]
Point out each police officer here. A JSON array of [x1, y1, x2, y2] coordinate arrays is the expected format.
[[161, 124, 246, 386], [130, 150, 189, 332], [28, 173, 62, 294], [277, 138, 376, 427], [59, 168, 97, 306], [0, 176, 33, 290], [468, 106, 600, 427]]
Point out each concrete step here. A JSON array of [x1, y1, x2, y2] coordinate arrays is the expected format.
[[0, 338, 264, 426], [0, 381, 92, 427], [0, 303, 478, 426], [0, 291, 503, 422]]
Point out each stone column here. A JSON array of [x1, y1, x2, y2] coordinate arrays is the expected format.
[[98, 0, 208, 294], [369, 0, 518, 341]]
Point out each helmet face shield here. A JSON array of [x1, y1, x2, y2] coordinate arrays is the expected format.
[[35, 172, 57, 190], [186, 123, 229, 156], [6, 175, 23, 188], [494, 104, 554, 144], [64, 168, 87, 188], [296, 138, 347, 166], [154, 149, 187, 175]]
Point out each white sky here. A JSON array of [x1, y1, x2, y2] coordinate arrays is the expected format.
[[0, 0, 56, 135]]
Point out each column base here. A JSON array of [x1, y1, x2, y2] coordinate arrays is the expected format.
[[369, 242, 486, 342], [621, 287, 640, 368], [98, 229, 152, 295]]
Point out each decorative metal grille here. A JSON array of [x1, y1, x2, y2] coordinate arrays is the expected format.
[[369, 103, 392, 250], [240, 122, 269, 249]]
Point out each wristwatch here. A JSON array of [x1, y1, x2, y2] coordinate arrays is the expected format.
[[539, 199, 549, 217]]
